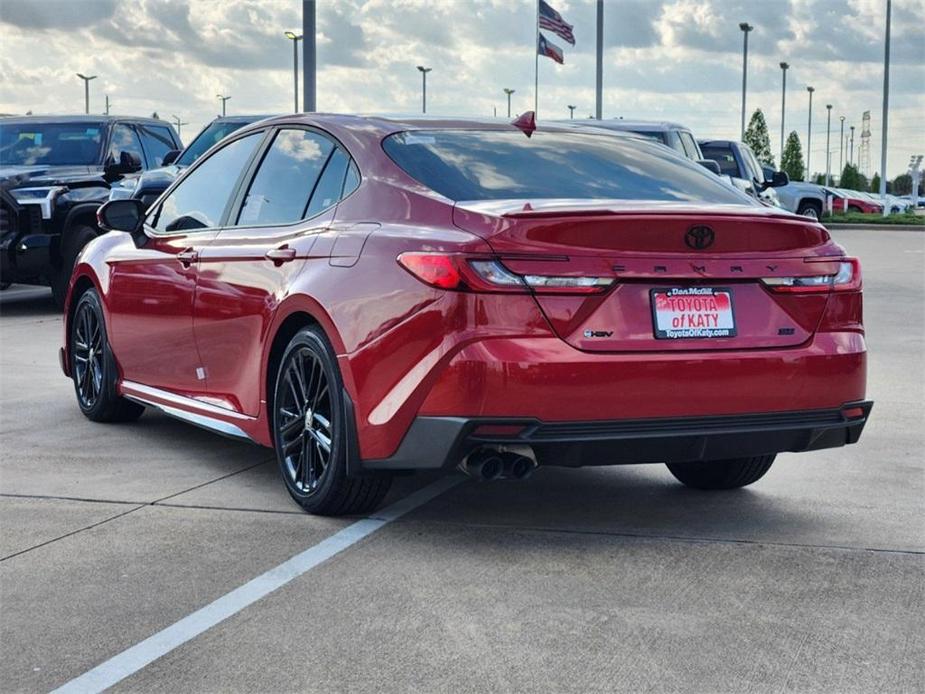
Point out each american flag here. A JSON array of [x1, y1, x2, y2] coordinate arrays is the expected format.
[[538, 0, 575, 46], [537, 32, 564, 64]]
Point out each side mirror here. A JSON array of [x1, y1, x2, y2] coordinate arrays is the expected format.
[[161, 149, 181, 166], [104, 151, 143, 179], [697, 159, 722, 175], [97, 199, 146, 234], [758, 170, 789, 190]]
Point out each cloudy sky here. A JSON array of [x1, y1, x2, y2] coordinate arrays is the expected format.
[[1, 0, 922, 177]]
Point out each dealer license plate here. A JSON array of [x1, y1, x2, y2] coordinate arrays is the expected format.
[[651, 287, 736, 339]]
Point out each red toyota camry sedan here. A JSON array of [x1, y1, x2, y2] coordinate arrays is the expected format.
[[61, 113, 872, 515]]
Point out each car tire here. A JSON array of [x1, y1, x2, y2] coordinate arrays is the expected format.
[[272, 326, 392, 516], [52, 225, 97, 309], [797, 201, 822, 219], [666, 454, 775, 490], [70, 288, 145, 423]]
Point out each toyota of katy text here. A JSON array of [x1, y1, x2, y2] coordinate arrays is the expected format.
[[61, 113, 873, 516]]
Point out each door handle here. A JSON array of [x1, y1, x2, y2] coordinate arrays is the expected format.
[[265, 246, 297, 264], [176, 249, 198, 265]]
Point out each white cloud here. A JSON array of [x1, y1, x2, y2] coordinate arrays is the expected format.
[[0, 0, 921, 177]]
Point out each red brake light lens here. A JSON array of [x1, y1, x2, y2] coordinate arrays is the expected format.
[[762, 258, 861, 293], [397, 253, 463, 289]]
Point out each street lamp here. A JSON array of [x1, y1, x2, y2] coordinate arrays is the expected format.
[[567, 104, 576, 119], [806, 86, 814, 181], [503, 88, 515, 118], [76, 73, 96, 115], [779, 62, 789, 165], [171, 114, 189, 139], [285, 31, 303, 113], [839, 115, 845, 178], [739, 22, 753, 139], [217, 94, 231, 117], [416, 65, 431, 114], [849, 125, 855, 165], [825, 104, 832, 186]]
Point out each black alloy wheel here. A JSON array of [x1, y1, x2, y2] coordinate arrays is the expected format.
[[273, 326, 391, 516], [70, 289, 144, 422]]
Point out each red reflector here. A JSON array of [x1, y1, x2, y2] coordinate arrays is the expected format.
[[841, 407, 865, 419], [397, 253, 462, 289], [471, 424, 527, 437]]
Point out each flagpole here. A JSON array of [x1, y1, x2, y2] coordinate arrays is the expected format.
[[534, 0, 539, 116]]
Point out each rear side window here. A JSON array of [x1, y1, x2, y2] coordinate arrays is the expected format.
[[108, 124, 144, 166], [700, 144, 740, 177], [304, 147, 349, 218], [383, 130, 750, 204], [150, 132, 262, 232], [678, 132, 701, 160], [237, 129, 335, 226], [138, 124, 177, 167]]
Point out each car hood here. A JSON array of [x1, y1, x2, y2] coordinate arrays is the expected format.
[[0, 165, 105, 189]]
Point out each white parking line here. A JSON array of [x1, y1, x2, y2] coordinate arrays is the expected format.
[[51, 475, 463, 694]]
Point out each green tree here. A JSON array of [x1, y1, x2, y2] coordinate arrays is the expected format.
[[891, 173, 912, 195], [870, 172, 881, 193], [743, 108, 774, 167], [780, 131, 804, 182], [840, 163, 862, 189]]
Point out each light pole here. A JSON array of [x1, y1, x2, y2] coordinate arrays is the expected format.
[[285, 31, 302, 113], [416, 66, 431, 114], [849, 125, 855, 165], [76, 73, 96, 114], [909, 155, 922, 207], [567, 104, 576, 119], [878, 0, 891, 215], [779, 62, 789, 165], [739, 22, 753, 139], [104, 95, 111, 115], [503, 88, 515, 118], [171, 115, 189, 139], [825, 104, 832, 186], [806, 86, 814, 181], [839, 115, 845, 177], [217, 94, 231, 117]]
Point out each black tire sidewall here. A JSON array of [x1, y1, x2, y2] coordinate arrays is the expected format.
[[272, 326, 347, 511], [71, 288, 118, 418]]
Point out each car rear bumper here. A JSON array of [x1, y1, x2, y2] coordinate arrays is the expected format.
[[361, 401, 873, 471]]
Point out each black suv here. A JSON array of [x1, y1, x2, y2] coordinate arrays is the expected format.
[[0, 115, 180, 305]]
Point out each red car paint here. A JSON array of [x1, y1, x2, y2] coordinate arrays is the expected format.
[[62, 114, 868, 469]]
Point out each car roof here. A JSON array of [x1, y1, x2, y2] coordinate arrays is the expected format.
[[233, 112, 639, 141], [579, 119, 693, 132], [0, 114, 171, 126], [209, 115, 277, 124], [699, 139, 736, 146]]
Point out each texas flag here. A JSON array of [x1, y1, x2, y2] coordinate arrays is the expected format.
[[537, 33, 564, 64]]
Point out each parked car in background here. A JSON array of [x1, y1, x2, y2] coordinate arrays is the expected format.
[[65, 114, 869, 516], [698, 139, 787, 207], [760, 166, 828, 219], [575, 119, 705, 159], [0, 115, 180, 304], [827, 188, 884, 214], [109, 115, 272, 207]]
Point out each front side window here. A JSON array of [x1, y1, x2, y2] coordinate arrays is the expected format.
[[383, 130, 750, 204], [138, 125, 177, 167], [150, 132, 262, 233], [0, 121, 104, 166], [237, 129, 336, 226], [109, 124, 145, 166]]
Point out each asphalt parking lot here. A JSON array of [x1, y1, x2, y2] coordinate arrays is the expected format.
[[1, 228, 923, 693]]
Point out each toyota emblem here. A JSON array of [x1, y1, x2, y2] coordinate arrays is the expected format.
[[685, 225, 715, 250]]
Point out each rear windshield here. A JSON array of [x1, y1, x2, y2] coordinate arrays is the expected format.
[[700, 144, 740, 177], [382, 130, 749, 204]]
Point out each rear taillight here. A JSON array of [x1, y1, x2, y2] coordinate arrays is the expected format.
[[762, 257, 861, 293], [398, 253, 614, 295]]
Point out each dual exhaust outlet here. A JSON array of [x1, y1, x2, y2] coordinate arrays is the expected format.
[[460, 448, 537, 481]]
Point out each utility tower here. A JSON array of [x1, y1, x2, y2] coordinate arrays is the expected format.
[[859, 111, 872, 177]]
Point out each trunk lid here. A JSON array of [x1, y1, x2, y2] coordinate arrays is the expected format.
[[453, 199, 839, 352]]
